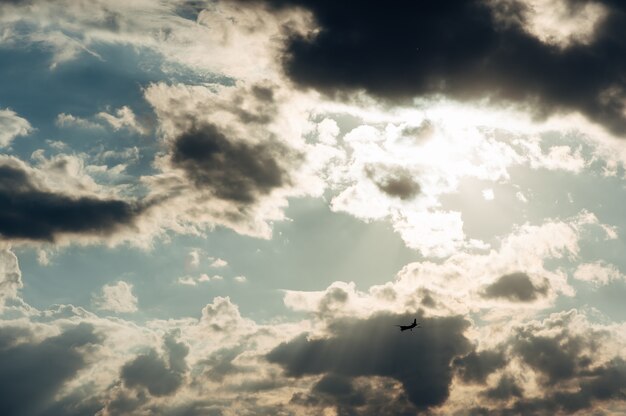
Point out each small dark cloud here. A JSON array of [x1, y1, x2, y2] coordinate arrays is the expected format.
[[483, 272, 548, 302], [401, 120, 435, 142], [484, 375, 523, 401], [202, 345, 246, 381], [121, 350, 184, 396], [171, 123, 293, 204], [267, 313, 472, 410], [454, 350, 507, 384], [0, 162, 142, 242], [0, 323, 102, 416], [121, 333, 189, 397], [365, 165, 420, 200], [234, 0, 626, 135], [251, 85, 275, 103]]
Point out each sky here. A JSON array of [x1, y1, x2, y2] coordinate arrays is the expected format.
[[1, 0, 626, 414]]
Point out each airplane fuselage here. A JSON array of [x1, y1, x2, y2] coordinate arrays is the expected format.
[[396, 319, 420, 331], [399, 323, 417, 331]]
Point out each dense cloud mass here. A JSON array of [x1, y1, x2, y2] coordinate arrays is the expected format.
[[0, 0, 625, 415], [121, 332, 189, 397], [233, 0, 626, 134], [268, 313, 472, 410], [171, 123, 291, 203], [453, 349, 507, 384], [0, 162, 142, 242], [0, 323, 102, 416]]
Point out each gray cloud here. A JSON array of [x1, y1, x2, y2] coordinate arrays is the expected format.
[[513, 329, 593, 384], [453, 350, 507, 384], [482, 272, 548, 302], [171, 123, 294, 204], [292, 375, 418, 416], [500, 359, 626, 415], [365, 165, 420, 200], [484, 375, 523, 401], [202, 345, 246, 382], [461, 314, 626, 414], [0, 162, 142, 242], [0, 323, 102, 416], [121, 333, 189, 397], [232, 0, 626, 135], [267, 313, 472, 410]]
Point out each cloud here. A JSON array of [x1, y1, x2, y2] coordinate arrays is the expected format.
[[186, 249, 201, 269], [240, 0, 626, 135], [365, 165, 421, 200], [121, 351, 183, 396], [93, 281, 138, 313], [0, 323, 102, 416], [574, 261, 624, 286], [0, 248, 22, 305], [0, 108, 31, 147], [482, 188, 495, 201], [482, 272, 548, 302], [120, 332, 189, 397], [0, 158, 143, 243], [468, 310, 626, 414], [453, 350, 507, 384], [483, 375, 524, 401], [55, 113, 103, 130], [209, 258, 228, 268], [143, 81, 327, 239], [284, 212, 604, 320], [171, 123, 292, 203], [267, 312, 472, 410], [177, 274, 223, 285], [234, 275, 247, 283], [96, 106, 148, 135], [291, 375, 419, 415]]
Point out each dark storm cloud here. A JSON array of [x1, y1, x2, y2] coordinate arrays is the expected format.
[[365, 165, 420, 200], [267, 313, 472, 410], [171, 123, 293, 204], [482, 272, 548, 302], [0, 323, 102, 416], [121, 334, 189, 397], [0, 162, 142, 242], [453, 350, 507, 384], [233, 0, 626, 134]]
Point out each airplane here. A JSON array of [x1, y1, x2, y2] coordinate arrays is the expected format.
[[395, 318, 421, 332]]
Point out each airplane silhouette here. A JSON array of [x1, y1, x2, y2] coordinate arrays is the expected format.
[[395, 318, 421, 332]]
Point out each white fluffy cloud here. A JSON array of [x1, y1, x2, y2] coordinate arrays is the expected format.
[[574, 261, 624, 286], [0, 248, 22, 305], [93, 281, 138, 313], [284, 211, 612, 321], [0, 108, 31, 147], [141, 80, 329, 239]]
